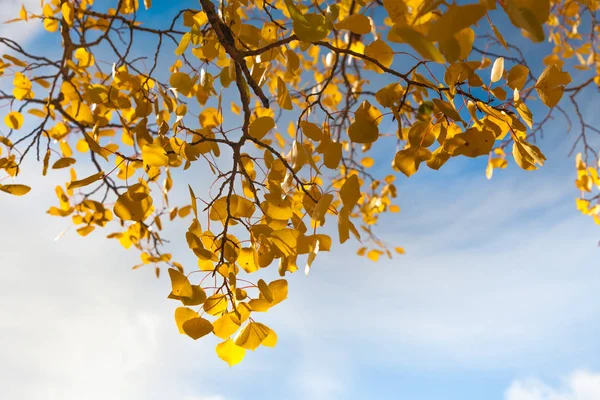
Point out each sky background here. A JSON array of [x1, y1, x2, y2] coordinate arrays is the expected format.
[[1, 1, 600, 399]]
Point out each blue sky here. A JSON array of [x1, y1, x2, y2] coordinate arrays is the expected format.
[[1, 1, 600, 400]]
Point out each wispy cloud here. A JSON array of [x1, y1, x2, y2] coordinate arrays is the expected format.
[[505, 370, 600, 400], [0, 0, 42, 43]]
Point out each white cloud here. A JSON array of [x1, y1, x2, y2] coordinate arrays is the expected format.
[[505, 370, 600, 400], [0, 0, 42, 43]]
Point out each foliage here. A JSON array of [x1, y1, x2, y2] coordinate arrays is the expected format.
[[1, 0, 599, 364]]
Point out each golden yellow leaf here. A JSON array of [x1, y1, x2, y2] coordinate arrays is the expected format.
[[365, 39, 394, 70], [262, 329, 278, 347], [74, 48, 94, 68], [268, 279, 288, 306], [142, 144, 169, 167], [67, 171, 104, 190], [367, 249, 383, 262], [277, 77, 293, 110], [335, 14, 372, 35], [169, 268, 193, 298], [204, 293, 228, 316], [535, 64, 571, 108], [361, 157, 374, 168], [427, 4, 487, 42], [348, 119, 379, 143], [257, 279, 274, 303], [13, 72, 34, 100], [52, 157, 76, 169], [513, 139, 546, 170], [237, 247, 259, 273], [182, 317, 213, 340], [213, 312, 241, 339], [285, 0, 330, 42], [393, 147, 432, 177], [300, 121, 323, 141], [432, 99, 463, 123], [216, 338, 246, 366], [234, 322, 270, 351], [249, 116, 275, 140], [113, 184, 154, 221], [388, 26, 444, 63], [4, 111, 24, 130], [174, 307, 198, 334], [507, 65, 529, 90], [0, 184, 31, 196], [340, 174, 361, 211]]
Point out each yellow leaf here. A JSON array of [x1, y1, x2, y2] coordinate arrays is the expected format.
[[257, 279, 274, 303], [395, 247, 405, 254], [74, 48, 94, 68], [169, 285, 207, 306], [284, 0, 330, 42], [535, 64, 571, 108], [169, 72, 194, 96], [335, 14, 372, 35], [389, 26, 444, 63], [174, 307, 198, 334], [188, 185, 198, 218], [505, 3, 545, 42], [234, 322, 270, 351], [19, 4, 28, 21], [262, 329, 278, 347], [277, 77, 293, 110], [513, 139, 546, 170], [491, 25, 508, 50], [439, 27, 475, 63], [348, 119, 379, 143], [67, 171, 104, 190], [204, 293, 228, 316], [13, 72, 34, 100], [67, 102, 94, 125], [507, 65, 529, 90], [142, 144, 169, 167], [4, 111, 24, 130], [490, 57, 505, 83], [237, 247, 259, 273], [52, 157, 76, 169], [323, 141, 342, 169], [311, 193, 333, 225], [393, 147, 432, 177], [249, 116, 275, 140], [268, 279, 288, 306], [300, 121, 323, 141], [113, 184, 154, 221], [365, 39, 394, 71], [82, 131, 109, 161], [0, 184, 31, 196], [432, 99, 463, 122], [427, 4, 487, 42], [367, 249, 383, 262], [516, 101, 533, 129], [340, 174, 361, 211], [213, 313, 241, 339], [361, 157, 374, 168], [175, 32, 191, 56], [182, 317, 213, 340], [44, 14, 59, 32], [216, 338, 246, 366], [452, 128, 495, 158], [169, 268, 193, 298]]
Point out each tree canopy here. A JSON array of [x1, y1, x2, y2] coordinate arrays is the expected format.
[[1, 0, 599, 365]]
